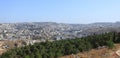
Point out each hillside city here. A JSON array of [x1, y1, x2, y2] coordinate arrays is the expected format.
[[0, 22, 120, 41]]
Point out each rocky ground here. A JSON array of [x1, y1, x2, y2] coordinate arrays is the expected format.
[[0, 41, 6, 55], [60, 44, 120, 58], [0, 40, 27, 55]]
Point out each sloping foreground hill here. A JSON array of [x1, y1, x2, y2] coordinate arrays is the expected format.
[[1, 32, 120, 58], [60, 44, 120, 58]]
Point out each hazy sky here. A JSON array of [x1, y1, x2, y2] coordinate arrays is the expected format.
[[0, 0, 120, 24]]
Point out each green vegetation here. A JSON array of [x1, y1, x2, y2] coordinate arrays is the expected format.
[[1, 32, 120, 58], [106, 40, 114, 49]]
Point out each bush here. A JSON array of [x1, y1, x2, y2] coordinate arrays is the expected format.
[[106, 40, 114, 49]]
